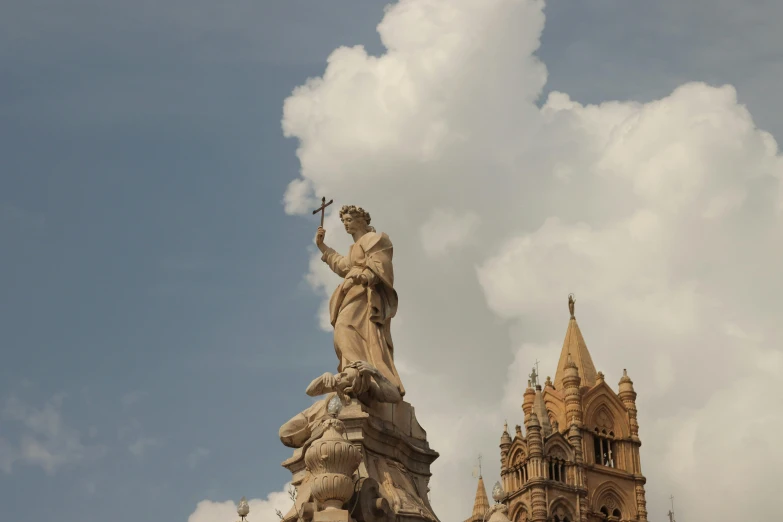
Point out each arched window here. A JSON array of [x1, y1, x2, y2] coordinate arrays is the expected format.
[[552, 505, 571, 522], [598, 505, 621, 520], [548, 458, 567, 483], [593, 430, 616, 468]]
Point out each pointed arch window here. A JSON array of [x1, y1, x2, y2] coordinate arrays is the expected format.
[[593, 429, 616, 468], [598, 505, 622, 520]]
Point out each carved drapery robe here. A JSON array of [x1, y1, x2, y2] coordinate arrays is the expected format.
[[321, 231, 405, 396]]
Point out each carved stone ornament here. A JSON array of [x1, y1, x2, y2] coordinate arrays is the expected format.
[[304, 416, 362, 510], [549, 446, 566, 460], [596, 409, 613, 430], [513, 452, 525, 466], [486, 503, 512, 522]]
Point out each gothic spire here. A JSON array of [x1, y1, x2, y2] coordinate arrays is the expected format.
[[554, 294, 598, 391], [464, 475, 491, 522]]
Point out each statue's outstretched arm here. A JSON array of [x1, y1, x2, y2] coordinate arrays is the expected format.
[[321, 247, 350, 278]]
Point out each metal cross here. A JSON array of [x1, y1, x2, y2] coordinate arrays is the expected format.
[[311, 196, 334, 227]]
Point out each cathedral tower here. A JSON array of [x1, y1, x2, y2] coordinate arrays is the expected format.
[[493, 296, 648, 522]]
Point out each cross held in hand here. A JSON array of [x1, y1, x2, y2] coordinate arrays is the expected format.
[[312, 196, 334, 227]]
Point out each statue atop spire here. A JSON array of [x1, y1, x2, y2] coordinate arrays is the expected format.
[[554, 294, 598, 390], [529, 366, 539, 388]]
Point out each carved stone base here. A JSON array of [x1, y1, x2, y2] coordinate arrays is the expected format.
[[282, 399, 440, 522], [313, 508, 353, 522]]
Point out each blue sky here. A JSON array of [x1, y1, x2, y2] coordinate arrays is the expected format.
[[2, 1, 782, 521]]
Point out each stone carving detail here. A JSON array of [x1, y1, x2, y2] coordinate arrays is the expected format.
[[596, 408, 613, 430], [352, 478, 392, 522], [513, 452, 524, 466], [279, 361, 402, 449], [530, 487, 547, 521], [635, 483, 648, 521], [304, 413, 362, 510], [370, 455, 437, 521], [553, 505, 570, 519], [549, 446, 566, 460]]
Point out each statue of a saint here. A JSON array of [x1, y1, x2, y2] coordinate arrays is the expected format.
[[315, 205, 405, 396]]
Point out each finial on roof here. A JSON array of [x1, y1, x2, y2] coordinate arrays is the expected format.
[[618, 369, 635, 395], [597, 371, 605, 382], [501, 421, 512, 445], [568, 293, 576, 319], [545, 376, 553, 388]]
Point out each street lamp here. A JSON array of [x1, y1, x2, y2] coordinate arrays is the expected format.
[[237, 497, 250, 522]]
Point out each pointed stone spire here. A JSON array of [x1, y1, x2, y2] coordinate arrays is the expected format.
[[554, 294, 598, 391], [464, 475, 491, 522], [532, 385, 553, 438]]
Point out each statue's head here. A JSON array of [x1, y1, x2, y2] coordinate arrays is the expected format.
[[339, 205, 374, 234]]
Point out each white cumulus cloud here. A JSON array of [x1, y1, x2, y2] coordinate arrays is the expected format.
[[188, 485, 293, 522], [193, 0, 783, 520]]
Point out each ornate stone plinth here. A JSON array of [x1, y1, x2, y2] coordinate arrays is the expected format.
[[281, 399, 440, 522]]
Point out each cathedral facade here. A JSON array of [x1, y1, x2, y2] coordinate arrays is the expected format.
[[469, 298, 648, 522]]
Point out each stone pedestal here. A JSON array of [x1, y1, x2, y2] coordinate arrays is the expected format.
[[313, 509, 353, 522], [281, 399, 440, 522]]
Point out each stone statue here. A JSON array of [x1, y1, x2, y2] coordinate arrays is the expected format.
[[529, 367, 538, 387], [568, 293, 575, 318], [276, 202, 439, 522], [279, 361, 401, 448], [315, 204, 405, 396]]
